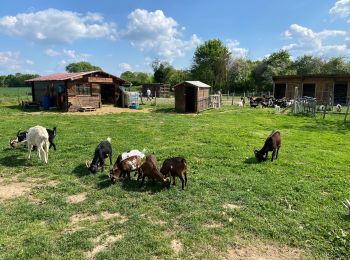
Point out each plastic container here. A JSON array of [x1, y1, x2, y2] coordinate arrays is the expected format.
[[42, 96, 51, 109]]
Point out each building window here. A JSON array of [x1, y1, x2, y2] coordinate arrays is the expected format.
[[76, 84, 91, 95]]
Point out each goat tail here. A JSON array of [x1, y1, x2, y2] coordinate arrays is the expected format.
[[107, 137, 112, 143]]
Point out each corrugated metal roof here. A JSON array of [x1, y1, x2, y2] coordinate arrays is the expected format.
[[26, 70, 126, 83], [175, 81, 211, 88]]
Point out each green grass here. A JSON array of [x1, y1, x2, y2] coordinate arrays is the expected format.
[[0, 87, 31, 104], [0, 100, 349, 259]]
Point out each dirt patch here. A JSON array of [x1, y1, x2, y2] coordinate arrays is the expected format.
[[87, 232, 123, 259], [171, 239, 183, 255], [223, 203, 242, 210], [67, 192, 87, 204], [225, 242, 303, 260], [204, 222, 224, 228], [66, 106, 151, 116], [70, 211, 128, 226], [0, 176, 59, 201]]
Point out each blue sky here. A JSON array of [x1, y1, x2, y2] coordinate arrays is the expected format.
[[0, 0, 350, 75]]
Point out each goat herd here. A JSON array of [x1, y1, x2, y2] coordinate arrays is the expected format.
[[9, 125, 281, 190]]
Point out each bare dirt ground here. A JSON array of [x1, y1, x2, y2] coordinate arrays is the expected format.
[[66, 106, 151, 115]]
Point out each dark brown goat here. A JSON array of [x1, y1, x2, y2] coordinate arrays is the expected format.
[[110, 154, 143, 183], [254, 131, 281, 162], [160, 157, 187, 190], [139, 154, 171, 188]]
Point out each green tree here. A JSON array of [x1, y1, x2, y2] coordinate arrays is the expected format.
[[292, 55, 324, 75], [191, 39, 230, 91], [168, 69, 191, 86], [253, 50, 293, 91], [152, 59, 174, 83], [321, 57, 350, 74], [65, 61, 101, 72], [227, 58, 255, 93], [0, 73, 39, 87], [120, 71, 153, 86]]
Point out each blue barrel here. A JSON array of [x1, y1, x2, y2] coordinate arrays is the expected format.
[[42, 96, 51, 109]]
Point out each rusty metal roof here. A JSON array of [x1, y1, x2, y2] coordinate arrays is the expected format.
[[26, 70, 126, 83]]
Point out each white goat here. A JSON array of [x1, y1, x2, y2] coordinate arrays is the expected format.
[[27, 125, 50, 163], [336, 104, 342, 112], [274, 104, 281, 113]]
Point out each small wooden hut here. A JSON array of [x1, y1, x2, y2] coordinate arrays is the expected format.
[[142, 83, 170, 98], [174, 81, 211, 113], [273, 74, 350, 105], [26, 71, 126, 112]]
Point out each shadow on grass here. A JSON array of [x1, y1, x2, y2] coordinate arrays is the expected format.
[[72, 163, 91, 177], [0, 154, 28, 167], [152, 107, 176, 114], [244, 157, 260, 164], [341, 214, 350, 221], [3, 105, 63, 114]]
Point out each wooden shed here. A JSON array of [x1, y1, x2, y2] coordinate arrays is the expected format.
[[26, 71, 126, 112], [273, 74, 350, 105], [174, 81, 211, 113], [142, 83, 170, 98]]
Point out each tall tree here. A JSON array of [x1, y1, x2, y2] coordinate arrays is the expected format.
[[191, 39, 230, 91], [151, 59, 174, 83], [227, 58, 255, 93], [321, 57, 350, 74], [292, 55, 324, 75], [120, 71, 153, 85], [65, 61, 101, 72]]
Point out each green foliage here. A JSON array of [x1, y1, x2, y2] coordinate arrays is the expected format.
[[227, 58, 255, 93], [120, 71, 153, 86], [191, 39, 230, 91], [293, 55, 324, 75], [65, 62, 101, 73], [322, 57, 350, 74], [151, 59, 174, 83], [167, 69, 191, 86], [0, 73, 39, 88]]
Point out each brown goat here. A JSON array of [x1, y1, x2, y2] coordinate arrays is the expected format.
[[139, 154, 171, 188], [160, 157, 187, 190], [254, 131, 281, 162], [110, 154, 143, 183]]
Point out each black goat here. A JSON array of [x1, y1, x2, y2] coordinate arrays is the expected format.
[[86, 138, 112, 173], [10, 127, 57, 150], [254, 131, 281, 162]]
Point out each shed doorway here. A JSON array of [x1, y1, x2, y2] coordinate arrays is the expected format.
[[334, 83, 348, 105], [303, 84, 315, 97], [185, 87, 196, 112], [274, 84, 286, 99], [101, 84, 115, 104]]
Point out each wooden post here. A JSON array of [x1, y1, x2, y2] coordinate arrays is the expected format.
[[344, 98, 350, 123], [231, 94, 234, 105]]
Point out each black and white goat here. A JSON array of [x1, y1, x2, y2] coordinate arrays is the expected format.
[[254, 130, 281, 162], [336, 104, 342, 112], [27, 125, 50, 163], [10, 127, 57, 150], [86, 138, 112, 173]]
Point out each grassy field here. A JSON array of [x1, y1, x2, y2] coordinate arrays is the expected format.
[[0, 87, 31, 104], [0, 98, 349, 259]]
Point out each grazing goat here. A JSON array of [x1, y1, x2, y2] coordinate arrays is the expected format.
[[274, 104, 281, 113], [110, 149, 145, 183], [319, 105, 325, 111], [254, 131, 281, 162], [10, 127, 57, 150], [336, 104, 342, 112], [27, 125, 50, 163], [160, 157, 187, 190], [86, 138, 112, 173], [139, 154, 171, 188]]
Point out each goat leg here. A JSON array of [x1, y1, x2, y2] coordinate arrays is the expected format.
[[276, 147, 280, 159], [271, 149, 276, 162], [139, 176, 146, 188], [184, 171, 188, 187], [172, 176, 176, 186], [179, 174, 185, 190]]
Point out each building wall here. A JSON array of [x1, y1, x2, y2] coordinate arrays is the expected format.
[[33, 81, 65, 107], [142, 84, 170, 97], [197, 88, 210, 112]]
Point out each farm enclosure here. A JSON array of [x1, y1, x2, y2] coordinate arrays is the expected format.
[[0, 99, 349, 258]]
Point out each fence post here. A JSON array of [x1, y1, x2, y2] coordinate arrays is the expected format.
[[231, 94, 234, 105], [344, 98, 350, 123]]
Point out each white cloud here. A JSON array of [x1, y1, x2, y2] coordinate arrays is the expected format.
[[282, 24, 350, 58], [0, 8, 117, 44], [118, 63, 132, 71], [59, 60, 67, 66], [45, 48, 60, 57], [63, 49, 76, 59], [0, 51, 34, 73], [226, 40, 248, 58], [123, 9, 201, 61], [330, 0, 350, 19]]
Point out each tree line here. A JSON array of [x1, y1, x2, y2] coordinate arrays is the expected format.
[[2, 40, 350, 91]]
